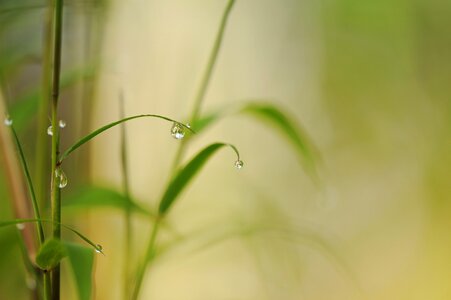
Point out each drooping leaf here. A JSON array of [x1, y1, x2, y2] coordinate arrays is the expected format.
[[59, 114, 194, 163], [63, 185, 152, 216], [64, 242, 94, 300], [0, 218, 103, 253], [193, 101, 320, 178], [36, 239, 67, 270], [158, 143, 240, 215]]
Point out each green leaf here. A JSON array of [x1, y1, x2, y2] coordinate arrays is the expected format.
[[36, 239, 67, 270], [64, 242, 94, 300], [240, 102, 319, 176], [0, 218, 103, 254], [63, 185, 152, 216], [193, 101, 319, 178], [59, 114, 194, 163], [158, 143, 240, 215], [9, 126, 45, 243]]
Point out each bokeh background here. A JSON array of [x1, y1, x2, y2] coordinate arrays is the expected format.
[[1, 0, 450, 299]]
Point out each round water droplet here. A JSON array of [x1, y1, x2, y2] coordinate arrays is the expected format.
[[47, 125, 53, 136], [4, 115, 13, 126], [171, 122, 185, 140], [95, 244, 103, 253], [16, 223, 25, 230], [55, 168, 68, 188], [234, 160, 244, 170], [58, 120, 66, 128], [186, 123, 191, 128]]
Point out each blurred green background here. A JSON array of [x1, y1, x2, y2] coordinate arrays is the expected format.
[[1, 0, 450, 299]]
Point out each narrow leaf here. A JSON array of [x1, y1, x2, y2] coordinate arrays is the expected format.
[[0, 219, 103, 253], [194, 102, 319, 178], [36, 239, 67, 270], [158, 143, 240, 215], [240, 103, 317, 170], [59, 114, 194, 163], [9, 126, 45, 243], [63, 185, 152, 216], [64, 242, 94, 300]]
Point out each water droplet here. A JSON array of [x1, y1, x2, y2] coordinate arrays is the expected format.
[[95, 244, 103, 253], [55, 168, 68, 188], [171, 122, 185, 140], [234, 160, 244, 170], [186, 123, 191, 128], [47, 126, 53, 136], [58, 120, 66, 128], [4, 115, 12, 126], [16, 223, 25, 230]]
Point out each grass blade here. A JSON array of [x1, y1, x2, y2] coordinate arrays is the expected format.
[[193, 101, 320, 178], [9, 126, 45, 244], [64, 242, 94, 300], [158, 142, 241, 215], [0, 218, 103, 254], [58, 114, 194, 163], [36, 239, 67, 271]]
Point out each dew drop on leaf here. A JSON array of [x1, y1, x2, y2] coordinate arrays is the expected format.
[[16, 223, 25, 230], [234, 160, 244, 170], [171, 122, 185, 140], [95, 244, 103, 253], [58, 120, 66, 128], [47, 126, 53, 136]]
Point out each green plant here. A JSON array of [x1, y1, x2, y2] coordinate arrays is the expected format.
[[0, 1, 324, 299]]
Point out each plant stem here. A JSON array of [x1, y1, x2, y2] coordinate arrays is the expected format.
[[50, 0, 64, 298], [131, 218, 160, 300], [120, 93, 133, 299], [172, 0, 235, 170], [131, 1, 236, 298]]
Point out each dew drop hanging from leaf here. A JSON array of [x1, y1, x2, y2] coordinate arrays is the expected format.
[[47, 125, 53, 136], [234, 160, 244, 169], [171, 122, 185, 140], [59, 120, 66, 128]]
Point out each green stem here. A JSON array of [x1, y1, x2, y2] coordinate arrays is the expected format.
[[132, 1, 236, 298], [120, 94, 133, 299], [131, 219, 160, 300], [50, 0, 64, 298], [172, 0, 236, 170]]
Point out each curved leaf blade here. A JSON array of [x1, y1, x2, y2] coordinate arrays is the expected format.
[[158, 143, 240, 215], [0, 218, 103, 253], [240, 102, 319, 175], [59, 114, 194, 163], [36, 239, 67, 270]]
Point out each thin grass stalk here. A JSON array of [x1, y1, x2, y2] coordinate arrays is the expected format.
[[50, 0, 64, 298], [131, 218, 161, 300], [119, 94, 133, 299], [0, 92, 40, 298], [131, 1, 236, 298], [171, 0, 235, 170]]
